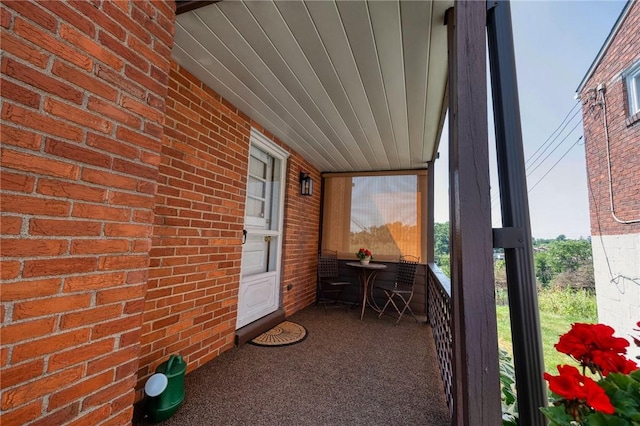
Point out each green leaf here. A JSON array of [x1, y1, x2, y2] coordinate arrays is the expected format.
[[540, 405, 575, 426], [586, 412, 633, 426]]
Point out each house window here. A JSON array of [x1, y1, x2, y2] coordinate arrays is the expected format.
[[625, 60, 640, 117], [321, 171, 427, 262]]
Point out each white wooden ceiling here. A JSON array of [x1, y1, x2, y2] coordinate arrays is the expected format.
[[173, 0, 452, 173]]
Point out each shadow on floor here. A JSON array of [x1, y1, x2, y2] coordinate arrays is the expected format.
[[133, 305, 450, 426]]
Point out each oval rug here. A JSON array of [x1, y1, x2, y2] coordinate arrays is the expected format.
[[250, 321, 307, 347]]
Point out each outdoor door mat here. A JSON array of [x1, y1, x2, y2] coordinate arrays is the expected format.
[[249, 321, 307, 347]]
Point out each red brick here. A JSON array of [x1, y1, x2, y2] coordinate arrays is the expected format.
[[1, 317, 57, 344], [98, 29, 148, 72], [1, 260, 20, 280], [63, 272, 125, 292], [96, 284, 146, 305], [0, 78, 41, 108], [48, 339, 116, 372], [109, 191, 155, 209], [124, 64, 164, 97], [104, 223, 153, 238], [0, 400, 43, 426], [0, 171, 36, 192], [86, 131, 140, 159], [0, 194, 70, 216], [1, 5, 11, 28], [36, 0, 95, 37], [81, 168, 138, 191], [0, 215, 22, 235], [11, 329, 90, 364], [1, 365, 84, 409], [121, 95, 163, 122], [87, 96, 142, 128], [31, 402, 80, 426], [66, 404, 111, 426], [29, 218, 101, 237], [36, 178, 107, 203], [69, 1, 126, 41], [60, 23, 123, 71], [1, 359, 45, 389], [14, 17, 92, 70], [103, 1, 151, 44], [87, 346, 139, 377], [3, 0, 57, 32], [51, 60, 117, 102], [98, 254, 149, 271], [70, 205, 130, 223], [43, 98, 113, 134], [0, 31, 49, 68], [22, 257, 96, 278], [13, 294, 92, 320], [70, 239, 130, 256], [49, 371, 113, 410], [112, 158, 159, 181], [95, 63, 145, 100], [0, 278, 61, 301], [2, 57, 82, 104], [0, 125, 42, 150], [1, 149, 79, 181], [116, 126, 162, 152], [0, 239, 68, 257], [1, 103, 83, 142], [91, 315, 143, 340], [60, 304, 123, 330]]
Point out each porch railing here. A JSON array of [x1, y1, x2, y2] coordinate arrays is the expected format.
[[427, 263, 453, 417]]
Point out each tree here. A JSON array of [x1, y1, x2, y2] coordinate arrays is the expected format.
[[547, 239, 592, 274], [534, 251, 554, 286]]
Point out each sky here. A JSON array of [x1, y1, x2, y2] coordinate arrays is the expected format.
[[433, 0, 628, 240]]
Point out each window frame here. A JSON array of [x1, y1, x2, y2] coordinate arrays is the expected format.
[[320, 170, 428, 263], [624, 59, 640, 117]]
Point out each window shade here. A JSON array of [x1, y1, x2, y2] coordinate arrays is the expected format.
[[321, 172, 427, 262]]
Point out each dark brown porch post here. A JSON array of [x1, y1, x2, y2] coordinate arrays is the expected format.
[[446, 3, 501, 425]]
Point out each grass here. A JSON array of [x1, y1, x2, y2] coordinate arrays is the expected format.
[[496, 287, 597, 374]]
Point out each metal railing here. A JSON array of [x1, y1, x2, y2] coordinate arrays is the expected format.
[[427, 263, 453, 418]]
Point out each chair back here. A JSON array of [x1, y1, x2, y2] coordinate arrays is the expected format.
[[395, 255, 419, 288], [318, 250, 340, 279]]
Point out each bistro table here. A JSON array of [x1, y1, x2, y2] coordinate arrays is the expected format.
[[346, 262, 388, 320]]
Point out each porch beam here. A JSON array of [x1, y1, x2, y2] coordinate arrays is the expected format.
[[447, 3, 501, 425], [486, 1, 548, 424], [175, 0, 221, 15]]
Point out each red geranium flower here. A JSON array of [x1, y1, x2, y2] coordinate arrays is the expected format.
[[555, 322, 633, 375], [544, 365, 614, 415]]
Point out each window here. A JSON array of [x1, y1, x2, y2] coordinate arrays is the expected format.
[[625, 60, 640, 117], [321, 171, 427, 262]]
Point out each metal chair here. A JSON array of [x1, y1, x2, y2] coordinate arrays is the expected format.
[[377, 255, 420, 324], [317, 250, 350, 312]]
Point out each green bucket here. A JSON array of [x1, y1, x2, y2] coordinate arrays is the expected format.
[[146, 355, 186, 423]]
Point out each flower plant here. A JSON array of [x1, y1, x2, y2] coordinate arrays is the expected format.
[[355, 248, 373, 260], [541, 321, 640, 425]]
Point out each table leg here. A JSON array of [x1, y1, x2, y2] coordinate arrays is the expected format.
[[359, 269, 379, 320]]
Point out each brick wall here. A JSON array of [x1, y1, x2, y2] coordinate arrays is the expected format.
[[136, 62, 320, 398], [580, 0, 640, 237], [0, 1, 175, 425]]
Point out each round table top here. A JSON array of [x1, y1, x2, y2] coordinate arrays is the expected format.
[[345, 262, 387, 270]]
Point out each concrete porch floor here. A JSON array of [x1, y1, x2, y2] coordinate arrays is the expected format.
[[133, 304, 450, 426]]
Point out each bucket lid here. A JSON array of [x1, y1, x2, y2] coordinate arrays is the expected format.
[[145, 373, 168, 397]]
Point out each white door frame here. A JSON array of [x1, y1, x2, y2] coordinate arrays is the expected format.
[[236, 128, 289, 329]]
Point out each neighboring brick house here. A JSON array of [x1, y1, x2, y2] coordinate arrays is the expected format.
[[577, 0, 640, 360]]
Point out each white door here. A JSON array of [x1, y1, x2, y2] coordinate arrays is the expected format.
[[236, 130, 288, 329]]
